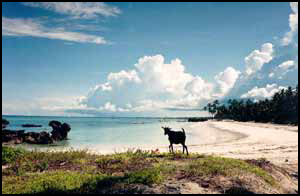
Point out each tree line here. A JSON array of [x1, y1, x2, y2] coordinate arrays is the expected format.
[[204, 85, 298, 125]]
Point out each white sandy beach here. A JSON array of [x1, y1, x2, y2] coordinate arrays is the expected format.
[[178, 120, 298, 171]]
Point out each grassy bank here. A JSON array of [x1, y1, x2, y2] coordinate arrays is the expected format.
[[2, 146, 296, 194]]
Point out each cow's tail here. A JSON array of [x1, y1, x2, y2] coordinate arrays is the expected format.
[[182, 128, 186, 135]]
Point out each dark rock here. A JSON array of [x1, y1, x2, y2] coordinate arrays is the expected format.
[[61, 123, 71, 139], [5, 136, 24, 144], [39, 131, 54, 144], [2, 129, 25, 144], [24, 132, 41, 144], [24, 132, 54, 144], [22, 124, 42, 128], [2, 120, 71, 144], [201, 182, 210, 188], [225, 187, 254, 194], [13, 137, 24, 144], [2, 129, 25, 134], [49, 121, 62, 129], [3, 129, 53, 145], [49, 121, 71, 141], [2, 119, 9, 129]]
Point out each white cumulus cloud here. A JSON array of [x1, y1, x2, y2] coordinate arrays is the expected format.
[[281, 2, 298, 46], [75, 55, 219, 113], [69, 55, 244, 115], [135, 55, 194, 96], [102, 102, 117, 112], [245, 43, 274, 76], [108, 70, 141, 86], [214, 67, 241, 97], [240, 84, 287, 99]]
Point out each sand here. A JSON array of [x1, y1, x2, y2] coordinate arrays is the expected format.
[[177, 120, 298, 171]]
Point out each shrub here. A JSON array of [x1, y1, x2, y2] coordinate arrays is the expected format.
[[2, 146, 26, 165]]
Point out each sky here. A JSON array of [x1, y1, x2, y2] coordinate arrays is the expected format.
[[2, 2, 298, 117]]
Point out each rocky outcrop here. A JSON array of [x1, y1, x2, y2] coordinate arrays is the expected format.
[[2, 119, 9, 129], [22, 124, 42, 128], [2, 120, 71, 145], [2, 130, 54, 145], [49, 121, 71, 141], [24, 132, 53, 144], [2, 130, 25, 144]]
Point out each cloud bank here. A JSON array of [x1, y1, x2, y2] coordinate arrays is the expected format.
[[63, 55, 241, 115]]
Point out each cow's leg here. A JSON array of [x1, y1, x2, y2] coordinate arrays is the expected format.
[[185, 145, 189, 156]]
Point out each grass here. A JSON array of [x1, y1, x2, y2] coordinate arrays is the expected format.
[[2, 146, 280, 194], [185, 156, 276, 186], [2, 171, 96, 194], [2, 166, 166, 194]]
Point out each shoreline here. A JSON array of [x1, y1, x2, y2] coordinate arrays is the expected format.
[[3, 119, 298, 167], [5, 120, 298, 168]]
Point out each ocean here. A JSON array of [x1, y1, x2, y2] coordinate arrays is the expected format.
[[2, 115, 233, 153]]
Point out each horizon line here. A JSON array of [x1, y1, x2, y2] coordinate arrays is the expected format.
[[2, 114, 210, 119]]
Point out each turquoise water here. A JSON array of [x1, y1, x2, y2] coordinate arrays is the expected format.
[[4, 115, 209, 153]]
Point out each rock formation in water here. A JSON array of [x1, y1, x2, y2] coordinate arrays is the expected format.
[[49, 121, 71, 141], [22, 124, 43, 128], [2, 119, 9, 129], [2, 120, 71, 145], [23, 132, 53, 144], [2, 130, 25, 144]]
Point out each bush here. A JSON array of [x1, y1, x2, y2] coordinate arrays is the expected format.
[[2, 146, 26, 165]]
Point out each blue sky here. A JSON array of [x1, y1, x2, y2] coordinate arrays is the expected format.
[[2, 2, 298, 117]]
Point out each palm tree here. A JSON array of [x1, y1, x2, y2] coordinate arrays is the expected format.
[[203, 85, 298, 125]]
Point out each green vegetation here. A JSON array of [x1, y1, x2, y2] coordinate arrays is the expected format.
[[187, 117, 213, 122], [2, 147, 284, 194], [2, 146, 26, 165], [205, 85, 298, 125], [2, 171, 96, 194], [186, 156, 276, 186]]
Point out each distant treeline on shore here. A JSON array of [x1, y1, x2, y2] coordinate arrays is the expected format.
[[204, 85, 298, 125], [186, 117, 213, 122]]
